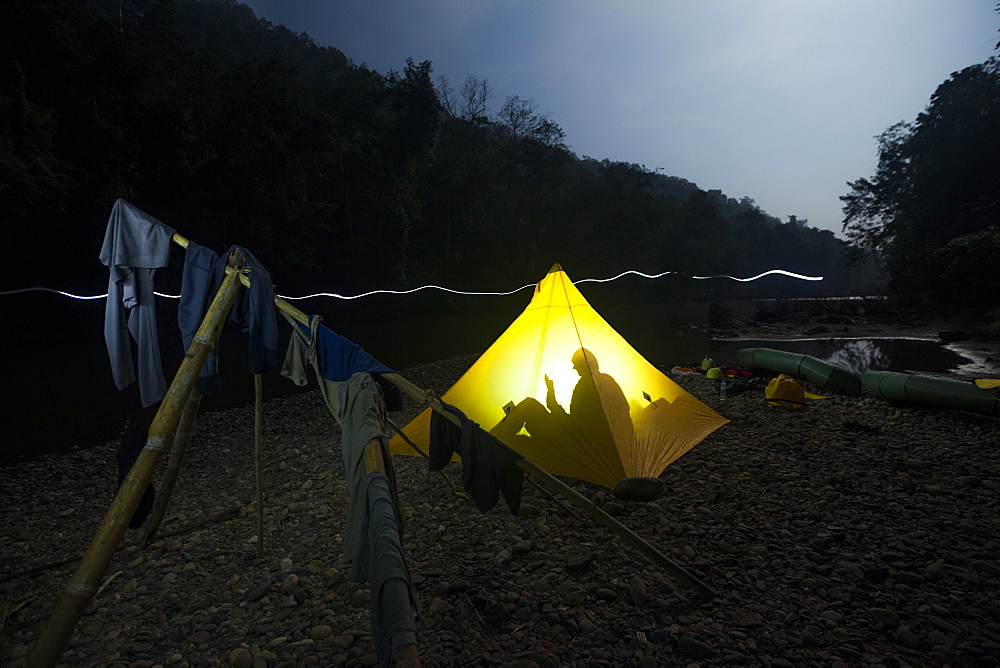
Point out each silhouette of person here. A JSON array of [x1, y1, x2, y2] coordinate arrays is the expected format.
[[490, 348, 635, 446]]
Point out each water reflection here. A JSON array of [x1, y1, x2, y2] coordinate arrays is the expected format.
[[708, 337, 971, 375]]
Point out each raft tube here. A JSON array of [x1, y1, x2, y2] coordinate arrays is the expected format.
[[861, 371, 1000, 417], [738, 347, 862, 395]]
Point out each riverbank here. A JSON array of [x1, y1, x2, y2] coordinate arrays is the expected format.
[[2, 350, 998, 666], [707, 309, 1000, 379]]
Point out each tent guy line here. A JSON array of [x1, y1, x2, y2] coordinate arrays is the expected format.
[[0, 268, 824, 301]]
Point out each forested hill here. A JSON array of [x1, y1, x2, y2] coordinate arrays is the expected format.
[[1, 0, 877, 299]]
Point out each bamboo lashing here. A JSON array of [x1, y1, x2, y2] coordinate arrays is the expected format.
[[29, 255, 245, 666]]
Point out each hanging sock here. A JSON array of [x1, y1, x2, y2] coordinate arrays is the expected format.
[[430, 403, 525, 515]]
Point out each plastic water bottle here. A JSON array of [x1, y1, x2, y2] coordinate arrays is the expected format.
[[719, 378, 727, 401]]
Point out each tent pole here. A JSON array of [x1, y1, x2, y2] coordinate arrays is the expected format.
[[141, 389, 203, 546], [254, 374, 265, 557], [379, 371, 718, 600], [28, 256, 244, 667]]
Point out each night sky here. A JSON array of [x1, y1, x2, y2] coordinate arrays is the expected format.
[[241, 0, 997, 236]]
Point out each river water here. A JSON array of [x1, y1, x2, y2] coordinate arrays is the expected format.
[[0, 289, 986, 466]]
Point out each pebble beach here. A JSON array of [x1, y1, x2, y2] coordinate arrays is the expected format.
[[2, 346, 998, 667]]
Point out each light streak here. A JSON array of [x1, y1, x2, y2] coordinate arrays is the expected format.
[[575, 268, 823, 284], [281, 282, 538, 300], [0, 287, 110, 300], [0, 267, 823, 301]]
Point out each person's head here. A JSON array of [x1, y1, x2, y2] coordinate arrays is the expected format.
[[571, 348, 598, 375]]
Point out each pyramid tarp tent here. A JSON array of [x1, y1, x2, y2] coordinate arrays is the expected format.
[[389, 264, 728, 489]]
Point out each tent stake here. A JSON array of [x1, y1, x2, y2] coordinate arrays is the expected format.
[[380, 372, 718, 599], [28, 258, 244, 667], [141, 390, 203, 546]]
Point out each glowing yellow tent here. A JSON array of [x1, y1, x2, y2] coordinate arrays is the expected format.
[[389, 264, 728, 489]]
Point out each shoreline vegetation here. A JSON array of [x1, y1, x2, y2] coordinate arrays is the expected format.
[[1, 316, 998, 666]]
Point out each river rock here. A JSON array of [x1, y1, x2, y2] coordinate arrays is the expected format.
[[613, 477, 665, 501]]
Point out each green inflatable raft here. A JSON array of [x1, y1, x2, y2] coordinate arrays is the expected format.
[[737, 347, 862, 395], [861, 371, 1000, 417]]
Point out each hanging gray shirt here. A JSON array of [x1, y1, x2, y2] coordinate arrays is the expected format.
[[99, 199, 175, 407]]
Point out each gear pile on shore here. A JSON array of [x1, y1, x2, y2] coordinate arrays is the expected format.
[[1, 354, 998, 667]]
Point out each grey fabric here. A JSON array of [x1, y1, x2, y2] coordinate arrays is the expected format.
[[335, 372, 393, 560], [280, 315, 402, 557], [351, 472, 419, 668], [99, 199, 175, 407]]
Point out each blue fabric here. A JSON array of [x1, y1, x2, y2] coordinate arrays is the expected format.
[[178, 241, 223, 396], [177, 244, 279, 391], [298, 316, 393, 380], [430, 403, 525, 515], [297, 315, 402, 410], [99, 199, 175, 407], [227, 246, 279, 375]]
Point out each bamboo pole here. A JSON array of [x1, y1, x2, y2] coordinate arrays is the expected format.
[[254, 373, 264, 558], [28, 256, 244, 667], [140, 390, 203, 546], [379, 371, 718, 599]]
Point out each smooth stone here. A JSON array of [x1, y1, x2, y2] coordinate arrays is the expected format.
[[310, 624, 333, 640], [871, 607, 899, 630], [677, 634, 715, 660]]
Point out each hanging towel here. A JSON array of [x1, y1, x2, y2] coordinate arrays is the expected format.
[[351, 472, 419, 668], [115, 419, 156, 529], [99, 199, 175, 407], [430, 403, 525, 515]]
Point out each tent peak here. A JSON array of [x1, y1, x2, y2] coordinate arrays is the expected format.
[[547, 263, 564, 274]]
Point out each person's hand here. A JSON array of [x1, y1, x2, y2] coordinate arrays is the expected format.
[[544, 375, 556, 409]]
